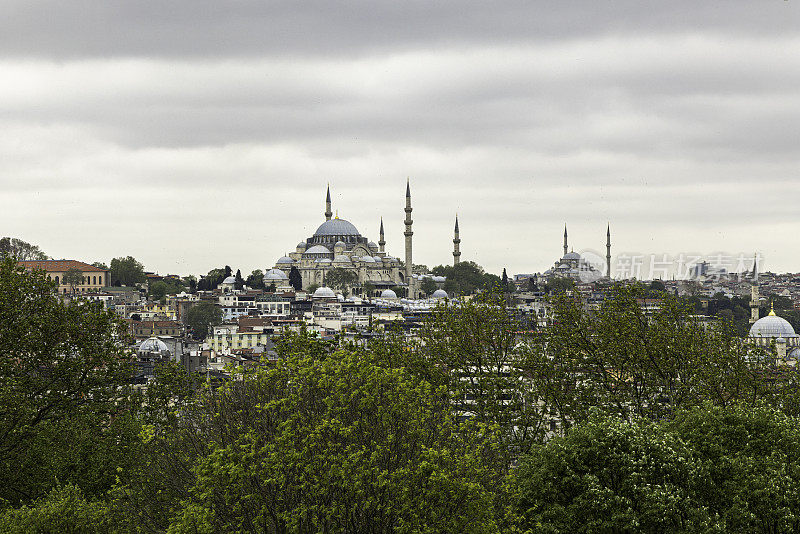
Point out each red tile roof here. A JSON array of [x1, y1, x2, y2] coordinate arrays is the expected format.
[[18, 260, 108, 273]]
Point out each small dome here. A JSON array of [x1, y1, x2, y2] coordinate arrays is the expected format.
[[433, 276, 446, 283], [313, 286, 336, 298], [334, 241, 346, 248], [749, 311, 798, 338], [276, 256, 295, 264], [313, 219, 361, 237], [138, 337, 169, 354], [264, 268, 289, 281], [305, 245, 331, 255], [317, 258, 332, 263], [432, 289, 448, 299], [381, 289, 398, 299], [361, 256, 375, 263], [333, 255, 351, 263], [222, 276, 236, 285], [296, 242, 307, 250], [368, 241, 378, 248]]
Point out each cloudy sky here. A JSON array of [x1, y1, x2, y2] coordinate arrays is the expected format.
[[2, 1, 799, 278]]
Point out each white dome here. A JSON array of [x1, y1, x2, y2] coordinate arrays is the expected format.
[[305, 245, 331, 255], [313, 219, 361, 237], [264, 268, 289, 280], [333, 255, 351, 263], [564, 252, 581, 260], [360, 256, 375, 263], [334, 240, 346, 248], [313, 286, 336, 298], [222, 276, 236, 285], [276, 256, 295, 264], [749, 312, 798, 338], [432, 289, 448, 299], [380, 289, 398, 299], [138, 337, 169, 353], [433, 276, 446, 283]]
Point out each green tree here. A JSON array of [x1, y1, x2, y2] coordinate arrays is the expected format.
[[515, 412, 715, 533], [431, 261, 500, 296], [362, 281, 376, 297], [420, 277, 437, 296], [288, 266, 302, 291], [62, 267, 83, 294], [168, 346, 505, 533], [0, 237, 48, 261], [246, 269, 265, 290], [110, 256, 146, 286], [307, 283, 319, 294], [234, 269, 244, 290], [0, 258, 136, 504], [91, 261, 108, 271], [324, 267, 357, 296], [544, 276, 574, 294], [186, 301, 223, 340], [0, 484, 112, 533]]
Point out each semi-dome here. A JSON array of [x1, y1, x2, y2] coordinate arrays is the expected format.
[[264, 268, 289, 280], [313, 286, 336, 298], [313, 218, 361, 237], [305, 245, 331, 255], [276, 256, 295, 264], [432, 289, 448, 299], [138, 337, 169, 354], [381, 289, 398, 299], [333, 255, 351, 263], [749, 310, 798, 338]]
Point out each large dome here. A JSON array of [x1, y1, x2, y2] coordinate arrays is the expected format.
[[138, 337, 169, 354], [314, 218, 361, 237], [264, 268, 289, 281], [313, 286, 336, 298], [749, 312, 798, 338]]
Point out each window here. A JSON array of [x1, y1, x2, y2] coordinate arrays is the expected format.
[[55, 276, 59, 285]]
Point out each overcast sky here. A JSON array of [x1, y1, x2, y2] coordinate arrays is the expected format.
[[2, 1, 799, 278]]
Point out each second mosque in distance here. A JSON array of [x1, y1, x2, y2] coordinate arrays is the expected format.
[[268, 181, 459, 298]]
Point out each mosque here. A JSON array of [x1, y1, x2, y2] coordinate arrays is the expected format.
[[542, 224, 612, 282], [269, 182, 461, 298]]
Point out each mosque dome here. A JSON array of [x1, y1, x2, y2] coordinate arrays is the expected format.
[[381, 289, 398, 299], [314, 219, 361, 237], [360, 256, 375, 263], [368, 241, 378, 249], [564, 251, 581, 260], [313, 286, 336, 298], [749, 310, 798, 338], [264, 268, 289, 281], [432, 289, 448, 299], [432, 276, 446, 283], [333, 255, 351, 263], [138, 337, 169, 354], [222, 276, 236, 285], [296, 242, 307, 250], [305, 245, 331, 255], [276, 256, 295, 264]]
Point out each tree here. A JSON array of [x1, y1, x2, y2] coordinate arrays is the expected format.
[[288, 265, 302, 291], [91, 261, 108, 271], [234, 269, 244, 291], [246, 269, 265, 290], [166, 345, 505, 533], [307, 283, 319, 294], [109, 256, 146, 286], [515, 412, 714, 533], [324, 267, 357, 296], [544, 276, 574, 294], [420, 277, 437, 296], [0, 237, 48, 261], [0, 258, 135, 504], [62, 267, 83, 294], [527, 277, 538, 292], [186, 301, 223, 340], [183, 275, 197, 293], [431, 261, 500, 296], [362, 281, 376, 297], [148, 278, 184, 300]]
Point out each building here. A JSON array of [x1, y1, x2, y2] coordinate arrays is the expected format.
[[541, 225, 611, 283], [18, 260, 109, 294], [748, 304, 800, 362], [269, 183, 456, 299]]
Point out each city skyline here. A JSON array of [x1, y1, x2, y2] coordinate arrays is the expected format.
[[2, 2, 800, 276]]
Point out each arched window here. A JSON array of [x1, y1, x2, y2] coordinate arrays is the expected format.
[[93, 276, 97, 285], [54, 276, 59, 285]]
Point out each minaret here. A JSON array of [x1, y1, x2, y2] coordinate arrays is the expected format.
[[378, 217, 385, 253], [404, 179, 413, 295], [325, 185, 332, 221], [563, 224, 568, 257], [606, 224, 612, 279], [750, 253, 760, 324], [453, 215, 461, 266]]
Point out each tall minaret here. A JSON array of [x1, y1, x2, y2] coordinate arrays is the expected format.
[[750, 253, 760, 324], [453, 215, 461, 266], [563, 224, 568, 257], [378, 217, 385, 253], [404, 179, 413, 293], [325, 185, 332, 221], [606, 224, 612, 279]]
